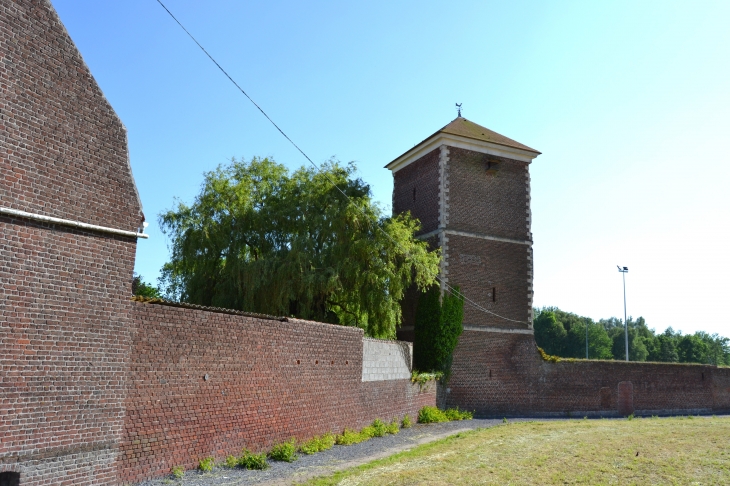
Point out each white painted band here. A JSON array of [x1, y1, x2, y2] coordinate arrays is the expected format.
[[417, 228, 531, 246], [463, 325, 534, 334], [0, 206, 149, 239]]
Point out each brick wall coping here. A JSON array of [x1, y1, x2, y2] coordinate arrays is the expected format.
[[0, 206, 148, 239], [131, 296, 287, 321]]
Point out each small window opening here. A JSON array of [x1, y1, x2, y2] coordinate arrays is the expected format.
[[492, 287, 496, 303], [412, 187, 416, 202], [0, 472, 21, 486]]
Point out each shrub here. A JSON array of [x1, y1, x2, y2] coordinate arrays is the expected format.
[[335, 428, 362, 446], [198, 456, 215, 472], [269, 438, 298, 462], [418, 406, 473, 423], [224, 455, 238, 468], [239, 449, 269, 470], [300, 433, 335, 455], [386, 419, 400, 435], [418, 406, 448, 423], [359, 425, 376, 440], [371, 419, 387, 437], [401, 415, 412, 428], [171, 465, 185, 479], [444, 407, 473, 421]]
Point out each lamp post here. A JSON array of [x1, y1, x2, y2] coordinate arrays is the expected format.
[[617, 265, 629, 362]]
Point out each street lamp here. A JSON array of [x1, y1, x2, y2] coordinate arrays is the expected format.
[[617, 265, 629, 362]]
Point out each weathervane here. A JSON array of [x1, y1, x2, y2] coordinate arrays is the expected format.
[[455, 103, 462, 117]]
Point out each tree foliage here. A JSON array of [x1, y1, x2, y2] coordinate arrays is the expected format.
[[158, 157, 440, 338], [534, 307, 730, 365], [413, 286, 464, 372], [132, 273, 162, 298]]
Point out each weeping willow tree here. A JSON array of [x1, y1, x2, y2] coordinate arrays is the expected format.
[[158, 157, 440, 338]]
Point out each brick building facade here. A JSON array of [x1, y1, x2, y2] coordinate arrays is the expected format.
[[1, 1, 143, 484], [389, 117, 540, 339], [387, 117, 730, 418]]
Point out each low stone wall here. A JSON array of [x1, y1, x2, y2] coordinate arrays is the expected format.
[[362, 338, 412, 381], [117, 302, 435, 484], [444, 330, 730, 417]]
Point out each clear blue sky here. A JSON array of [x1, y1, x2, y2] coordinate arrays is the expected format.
[[52, 0, 730, 336]]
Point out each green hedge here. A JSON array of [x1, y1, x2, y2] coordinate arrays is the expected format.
[[413, 285, 464, 373]]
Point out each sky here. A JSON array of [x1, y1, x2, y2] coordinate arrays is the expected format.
[[51, 0, 730, 337]]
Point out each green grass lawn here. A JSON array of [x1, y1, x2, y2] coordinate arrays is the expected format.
[[304, 416, 730, 485]]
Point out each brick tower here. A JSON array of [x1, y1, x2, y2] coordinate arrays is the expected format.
[[387, 117, 540, 338]]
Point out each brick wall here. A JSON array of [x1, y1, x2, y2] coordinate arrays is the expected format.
[[443, 331, 730, 417], [446, 235, 532, 329], [392, 148, 440, 236], [0, 1, 141, 484], [446, 148, 531, 242], [0, 218, 137, 485], [117, 302, 435, 484], [0, 0, 143, 230]]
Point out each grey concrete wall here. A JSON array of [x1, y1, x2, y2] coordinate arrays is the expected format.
[[362, 338, 412, 381]]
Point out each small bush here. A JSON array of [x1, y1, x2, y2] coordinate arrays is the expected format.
[[224, 455, 238, 468], [239, 449, 269, 470], [171, 465, 185, 479], [419, 406, 473, 423], [300, 433, 335, 455], [198, 456, 215, 472], [419, 406, 448, 423], [444, 407, 473, 421], [401, 415, 412, 428], [269, 438, 298, 462], [359, 425, 377, 439], [371, 419, 387, 437], [335, 428, 362, 446], [503, 417, 508, 424], [627, 413, 635, 421], [386, 419, 400, 435]]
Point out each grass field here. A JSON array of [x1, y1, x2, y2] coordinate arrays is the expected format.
[[305, 416, 730, 485]]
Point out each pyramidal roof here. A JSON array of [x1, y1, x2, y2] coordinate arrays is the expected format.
[[439, 117, 539, 154], [386, 117, 540, 171]]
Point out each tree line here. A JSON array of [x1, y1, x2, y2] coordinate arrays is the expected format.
[[534, 307, 730, 366]]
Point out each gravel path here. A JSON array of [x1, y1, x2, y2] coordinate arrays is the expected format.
[[136, 418, 523, 486]]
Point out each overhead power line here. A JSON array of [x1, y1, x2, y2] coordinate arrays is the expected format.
[[153, 0, 526, 325]]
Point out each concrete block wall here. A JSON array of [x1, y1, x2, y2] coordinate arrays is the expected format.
[[362, 338, 413, 381]]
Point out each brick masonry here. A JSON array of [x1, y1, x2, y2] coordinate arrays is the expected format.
[[2, 1, 729, 483], [1, 0, 141, 484], [443, 331, 730, 417], [118, 303, 434, 484], [391, 129, 730, 419], [392, 148, 440, 236]]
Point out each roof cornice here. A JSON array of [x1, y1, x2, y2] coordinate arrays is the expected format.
[[385, 132, 540, 173]]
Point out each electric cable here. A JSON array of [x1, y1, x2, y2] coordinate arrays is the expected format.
[[154, 0, 527, 325]]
